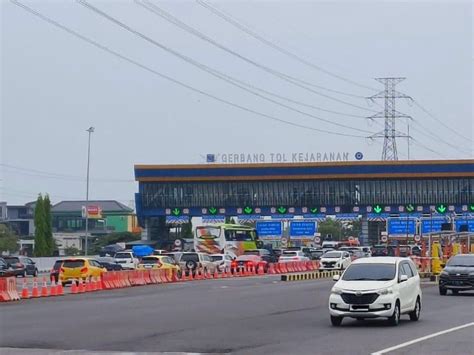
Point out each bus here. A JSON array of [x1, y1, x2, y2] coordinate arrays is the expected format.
[[194, 224, 262, 258]]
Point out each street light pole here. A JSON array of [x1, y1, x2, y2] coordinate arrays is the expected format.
[[85, 127, 94, 256]]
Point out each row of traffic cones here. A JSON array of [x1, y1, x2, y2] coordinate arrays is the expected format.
[[71, 276, 103, 294], [21, 277, 64, 299]]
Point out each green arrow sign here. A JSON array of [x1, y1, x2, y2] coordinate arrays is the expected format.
[[310, 207, 318, 214], [171, 208, 181, 216], [277, 206, 287, 214], [373, 205, 383, 214], [469, 204, 474, 212], [208, 207, 218, 215], [405, 204, 415, 213], [243, 206, 253, 214], [436, 204, 447, 213]]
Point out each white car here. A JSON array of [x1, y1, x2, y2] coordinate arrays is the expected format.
[[210, 254, 234, 272], [114, 251, 139, 270], [320, 251, 352, 270], [279, 251, 310, 263], [329, 257, 422, 326]]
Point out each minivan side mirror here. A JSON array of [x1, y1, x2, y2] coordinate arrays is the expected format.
[[399, 274, 408, 283], [333, 274, 340, 281]]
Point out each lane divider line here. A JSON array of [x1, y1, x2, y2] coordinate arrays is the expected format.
[[371, 322, 474, 355]]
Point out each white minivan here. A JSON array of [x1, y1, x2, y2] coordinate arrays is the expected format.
[[114, 251, 139, 270], [329, 257, 422, 326]]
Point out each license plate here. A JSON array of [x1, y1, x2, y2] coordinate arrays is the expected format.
[[144, 265, 153, 269]]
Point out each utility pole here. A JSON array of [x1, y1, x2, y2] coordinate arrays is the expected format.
[[367, 77, 412, 160], [84, 126, 94, 256]]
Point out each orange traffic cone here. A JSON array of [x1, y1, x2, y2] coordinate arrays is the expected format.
[[31, 278, 40, 298], [50, 280, 58, 296], [78, 279, 85, 293], [21, 278, 30, 299], [97, 276, 103, 291], [56, 280, 64, 296], [91, 277, 97, 292], [85, 278, 92, 292], [214, 270, 219, 279], [40, 277, 49, 297], [71, 279, 79, 294]]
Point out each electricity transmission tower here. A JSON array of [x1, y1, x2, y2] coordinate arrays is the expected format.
[[367, 78, 412, 160]]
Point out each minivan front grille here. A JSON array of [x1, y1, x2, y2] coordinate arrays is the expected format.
[[341, 292, 379, 305]]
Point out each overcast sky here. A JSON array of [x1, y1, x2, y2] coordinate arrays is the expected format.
[[1, 0, 473, 206]]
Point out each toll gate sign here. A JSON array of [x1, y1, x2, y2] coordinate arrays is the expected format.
[[256, 221, 282, 239], [290, 221, 316, 239], [387, 218, 416, 235]]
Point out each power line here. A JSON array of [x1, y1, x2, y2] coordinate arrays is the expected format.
[[10, 0, 370, 139], [196, 0, 378, 92], [76, 0, 376, 135], [0, 163, 134, 182], [413, 100, 473, 144], [370, 98, 471, 156], [409, 121, 472, 156], [411, 139, 449, 159], [138, 0, 370, 103], [80, 0, 376, 115], [137, 2, 370, 120]]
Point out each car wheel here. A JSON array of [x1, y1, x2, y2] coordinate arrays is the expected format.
[[439, 287, 447, 295], [409, 298, 421, 321], [388, 301, 400, 326], [330, 316, 343, 326], [34, 269, 38, 277], [452, 289, 459, 295]]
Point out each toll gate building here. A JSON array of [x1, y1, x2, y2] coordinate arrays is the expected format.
[[134, 160, 474, 243]]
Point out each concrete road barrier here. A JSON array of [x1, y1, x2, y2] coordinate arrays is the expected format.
[[281, 270, 342, 282]]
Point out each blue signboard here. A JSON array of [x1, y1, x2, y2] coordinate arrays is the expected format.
[[256, 221, 282, 238], [388, 218, 416, 235], [290, 221, 316, 238], [421, 218, 448, 234], [455, 219, 474, 232]]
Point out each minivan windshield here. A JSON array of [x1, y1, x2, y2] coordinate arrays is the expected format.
[[323, 252, 341, 258], [447, 255, 474, 267], [115, 253, 132, 259], [342, 263, 396, 281]]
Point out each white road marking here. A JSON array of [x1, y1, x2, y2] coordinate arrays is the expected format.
[[371, 322, 474, 355]]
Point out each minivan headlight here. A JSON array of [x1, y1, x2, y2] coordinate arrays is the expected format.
[[331, 287, 343, 295], [440, 271, 449, 277], [377, 287, 393, 295]]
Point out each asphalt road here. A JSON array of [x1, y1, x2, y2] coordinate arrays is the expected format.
[[1, 275, 473, 355]]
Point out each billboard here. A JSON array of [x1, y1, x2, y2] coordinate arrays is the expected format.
[[81, 205, 102, 219]]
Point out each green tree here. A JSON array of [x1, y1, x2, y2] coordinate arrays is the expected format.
[[43, 194, 54, 255], [0, 224, 19, 254], [64, 246, 80, 256], [181, 220, 193, 238], [225, 217, 237, 224], [34, 194, 48, 256], [318, 219, 343, 241], [91, 231, 141, 254]]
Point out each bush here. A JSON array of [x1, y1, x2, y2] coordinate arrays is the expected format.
[[0, 224, 20, 254]]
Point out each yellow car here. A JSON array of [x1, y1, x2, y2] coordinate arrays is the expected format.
[[137, 255, 182, 276], [60, 258, 107, 285]]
